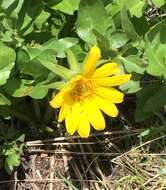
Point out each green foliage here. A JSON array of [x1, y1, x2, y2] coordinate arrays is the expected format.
[[0, 0, 166, 173], [115, 0, 147, 17], [0, 123, 25, 174], [76, 0, 110, 44], [121, 7, 140, 41], [145, 21, 166, 79], [135, 84, 166, 121], [52, 0, 80, 15], [0, 93, 11, 106], [152, 0, 166, 7], [0, 42, 16, 86]]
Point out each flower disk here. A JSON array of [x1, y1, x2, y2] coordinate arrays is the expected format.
[[50, 46, 131, 138], [71, 77, 94, 101]]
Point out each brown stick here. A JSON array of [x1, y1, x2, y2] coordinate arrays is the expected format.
[[49, 155, 55, 190]]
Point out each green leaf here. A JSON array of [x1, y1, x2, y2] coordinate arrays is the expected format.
[[0, 62, 15, 86], [132, 16, 149, 36], [0, 94, 11, 106], [145, 43, 166, 79], [67, 49, 79, 71], [0, 42, 16, 85], [37, 50, 73, 80], [0, 42, 16, 69], [25, 38, 78, 60], [135, 84, 166, 121], [119, 55, 146, 74], [0, 106, 11, 119], [17, 49, 50, 80], [93, 29, 110, 48], [10, 0, 24, 19], [18, 46, 72, 81], [45, 0, 63, 6], [146, 20, 166, 43], [5, 79, 33, 97], [3, 0, 24, 19], [43, 37, 78, 58], [145, 35, 166, 79], [115, 0, 146, 18], [15, 0, 43, 35], [129, 1, 146, 18], [1, 0, 16, 9], [52, 0, 80, 15], [145, 21, 166, 77], [4, 160, 13, 174], [76, 0, 110, 44], [143, 85, 166, 113], [109, 31, 129, 49], [45, 81, 66, 90], [25, 0, 43, 19], [1, 31, 13, 43], [120, 78, 141, 93], [5, 149, 21, 174], [121, 7, 140, 41], [35, 10, 50, 30], [140, 129, 150, 137], [24, 38, 78, 80], [105, 2, 120, 17], [5, 79, 48, 99], [152, 0, 165, 7], [15, 134, 25, 143], [28, 84, 48, 99]]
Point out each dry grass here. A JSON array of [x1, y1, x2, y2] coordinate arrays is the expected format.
[[0, 126, 165, 190]]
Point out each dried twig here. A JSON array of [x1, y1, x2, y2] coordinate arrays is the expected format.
[[10, 170, 17, 190], [27, 149, 166, 157], [78, 141, 101, 190], [49, 155, 55, 190], [26, 129, 141, 145], [71, 162, 89, 190], [112, 134, 166, 164], [0, 178, 119, 184]]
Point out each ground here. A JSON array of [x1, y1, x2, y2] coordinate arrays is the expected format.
[[0, 123, 166, 190]]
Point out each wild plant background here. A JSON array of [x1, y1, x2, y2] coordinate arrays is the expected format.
[[0, 0, 166, 188]]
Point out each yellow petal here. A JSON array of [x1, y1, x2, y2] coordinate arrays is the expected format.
[[49, 91, 64, 108], [77, 112, 91, 138], [65, 103, 80, 135], [65, 109, 73, 135], [94, 74, 131, 86], [72, 102, 81, 121], [84, 98, 105, 131], [95, 86, 124, 103], [83, 46, 101, 77], [92, 63, 120, 78], [94, 95, 118, 117], [58, 104, 69, 122]]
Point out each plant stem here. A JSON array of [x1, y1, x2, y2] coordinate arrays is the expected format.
[[33, 100, 41, 122]]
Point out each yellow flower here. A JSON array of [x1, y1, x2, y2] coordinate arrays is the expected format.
[[50, 46, 131, 138]]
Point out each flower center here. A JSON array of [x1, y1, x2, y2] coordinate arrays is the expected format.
[[71, 77, 94, 101]]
